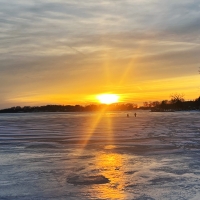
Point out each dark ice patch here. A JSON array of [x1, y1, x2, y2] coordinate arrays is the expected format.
[[25, 143, 57, 149], [67, 174, 110, 185], [125, 170, 137, 175], [126, 184, 137, 188], [77, 155, 95, 159], [150, 177, 175, 185]]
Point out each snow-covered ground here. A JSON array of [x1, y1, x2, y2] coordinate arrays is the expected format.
[[0, 111, 200, 200]]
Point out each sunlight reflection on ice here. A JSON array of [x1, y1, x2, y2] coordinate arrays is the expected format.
[[92, 152, 126, 199]]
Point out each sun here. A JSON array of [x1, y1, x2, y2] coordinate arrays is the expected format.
[[97, 94, 119, 104]]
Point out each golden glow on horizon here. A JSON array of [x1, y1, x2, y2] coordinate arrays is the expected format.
[[97, 94, 119, 104], [5, 75, 200, 108]]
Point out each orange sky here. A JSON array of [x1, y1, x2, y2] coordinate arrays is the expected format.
[[0, 1, 200, 108]]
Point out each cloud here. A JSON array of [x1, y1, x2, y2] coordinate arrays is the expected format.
[[0, 0, 200, 107]]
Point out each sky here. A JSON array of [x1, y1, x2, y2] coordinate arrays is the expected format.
[[0, 0, 200, 108]]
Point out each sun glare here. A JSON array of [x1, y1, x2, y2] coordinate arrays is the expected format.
[[97, 94, 119, 104]]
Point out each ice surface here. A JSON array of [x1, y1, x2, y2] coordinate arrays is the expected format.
[[67, 175, 110, 185], [0, 111, 200, 199]]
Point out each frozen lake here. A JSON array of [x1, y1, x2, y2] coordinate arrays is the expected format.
[[0, 111, 200, 200]]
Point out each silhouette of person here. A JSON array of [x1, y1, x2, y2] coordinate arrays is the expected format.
[[127, 114, 129, 118], [134, 113, 137, 117]]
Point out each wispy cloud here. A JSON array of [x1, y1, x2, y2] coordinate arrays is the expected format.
[[0, 0, 200, 107]]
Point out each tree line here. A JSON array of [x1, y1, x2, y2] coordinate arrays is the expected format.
[[0, 103, 138, 113], [1, 94, 200, 113], [143, 94, 200, 111]]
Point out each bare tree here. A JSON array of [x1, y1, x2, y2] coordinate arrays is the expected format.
[[152, 101, 160, 107], [143, 102, 149, 107], [170, 93, 184, 103]]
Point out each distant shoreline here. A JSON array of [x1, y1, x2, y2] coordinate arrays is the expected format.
[[1, 97, 200, 113], [0, 104, 140, 113]]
